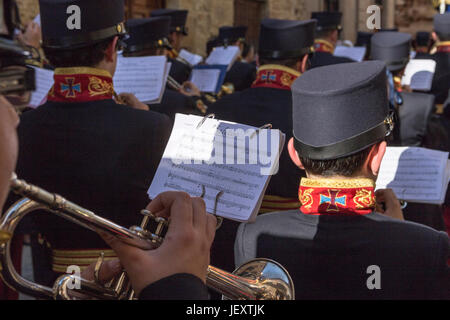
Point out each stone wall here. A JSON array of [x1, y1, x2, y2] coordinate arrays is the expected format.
[[16, 0, 39, 25]]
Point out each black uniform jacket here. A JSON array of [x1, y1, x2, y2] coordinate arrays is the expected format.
[[235, 210, 450, 300], [310, 51, 355, 69], [430, 50, 450, 104], [10, 99, 172, 280], [224, 61, 257, 91], [139, 274, 209, 300], [149, 89, 203, 121], [168, 57, 192, 85]]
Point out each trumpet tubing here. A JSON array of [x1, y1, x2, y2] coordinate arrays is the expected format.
[[0, 175, 295, 300]]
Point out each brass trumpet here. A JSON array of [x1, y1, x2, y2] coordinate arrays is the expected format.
[[0, 174, 295, 300]]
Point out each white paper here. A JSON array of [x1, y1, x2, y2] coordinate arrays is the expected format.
[[29, 67, 54, 108], [401, 59, 436, 91], [148, 114, 284, 222], [376, 147, 449, 204], [114, 55, 167, 104], [334, 46, 366, 62], [190, 68, 221, 93], [179, 49, 203, 66], [206, 46, 240, 70]]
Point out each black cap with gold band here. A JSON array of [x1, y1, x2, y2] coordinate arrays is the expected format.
[[292, 61, 393, 161], [150, 9, 189, 36], [311, 11, 343, 32], [39, 0, 128, 50], [124, 17, 171, 55]]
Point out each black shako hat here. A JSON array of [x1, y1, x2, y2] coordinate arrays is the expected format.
[[292, 61, 393, 161], [434, 13, 450, 38], [150, 9, 188, 35], [311, 11, 342, 31], [124, 17, 171, 54], [39, 0, 127, 50], [258, 18, 316, 60], [371, 31, 411, 71], [218, 26, 247, 45]]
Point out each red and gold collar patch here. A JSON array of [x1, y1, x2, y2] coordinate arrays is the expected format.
[[299, 178, 376, 216], [437, 41, 450, 53], [313, 39, 335, 54], [252, 64, 300, 90], [47, 67, 115, 103]]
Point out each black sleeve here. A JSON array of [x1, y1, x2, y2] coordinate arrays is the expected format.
[[138, 273, 209, 300], [428, 233, 450, 299]]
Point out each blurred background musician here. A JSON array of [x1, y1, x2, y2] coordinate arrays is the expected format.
[[310, 11, 355, 68]]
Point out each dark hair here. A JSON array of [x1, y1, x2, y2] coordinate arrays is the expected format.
[[299, 146, 373, 177], [259, 54, 309, 70], [44, 37, 115, 68], [436, 32, 450, 42], [315, 29, 335, 40]]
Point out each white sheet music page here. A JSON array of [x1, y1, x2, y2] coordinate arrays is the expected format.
[[376, 147, 449, 204], [29, 67, 54, 108], [334, 46, 366, 62], [179, 49, 203, 66], [148, 114, 285, 222], [401, 59, 436, 91], [114, 55, 167, 104], [205, 46, 240, 70], [190, 68, 221, 93]]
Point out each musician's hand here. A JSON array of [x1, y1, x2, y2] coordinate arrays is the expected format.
[[179, 81, 201, 97], [375, 189, 404, 221], [81, 258, 122, 284], [101, 191, 217, 297], [17, 22, 42, 49], [118, 93, 149, 111]]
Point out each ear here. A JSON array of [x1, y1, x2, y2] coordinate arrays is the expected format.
[[104, 36, 118, 62], [256, 54, 261, 68], [431, 31, 438, 42], [331, 30, 339, 44], [298, 54, 309, 73], [288, 138, 304, 169], [366, 141, 387, 176]]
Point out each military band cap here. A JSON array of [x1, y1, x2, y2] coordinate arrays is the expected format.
[[292, 61, 392, 160], [258, 19, 316, 60], [150, 9, 188, 35], [218, 26, 247, 45], [434, 13, 450, 38], [379, 28, 399, 32], [124, 17, 171, 54], [371, 31, 411, 71], [311, 12, 342, 31], [39, 0, 127, 50]]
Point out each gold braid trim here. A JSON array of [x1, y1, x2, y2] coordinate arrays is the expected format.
[[300, 178, 375, 189]]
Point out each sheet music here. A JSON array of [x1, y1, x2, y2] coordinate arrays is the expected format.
[[334, 46, 366, 62], [114, 55, 167, 104], [179, 49, 203, 66], [205, 46, 240, 70], [148, 114, 285, 222], [190, 68, 221, 93], [29, 67, 54, 108], [376, 147, 449, 204], [33, 14, 41, 26], [401, 59, 436, 91]]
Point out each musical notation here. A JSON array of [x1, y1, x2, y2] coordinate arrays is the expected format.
[[376, 147, 450, 204], [148, 114, 285, 222], [29, 67, 54, 108]]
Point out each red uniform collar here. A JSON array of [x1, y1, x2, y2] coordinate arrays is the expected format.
[[47, 67, 117, 103], [436, 41, 450, 53], [251, 64, 301, 90], [313, 39, 335, 54], [299, 178, 376, 216]]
